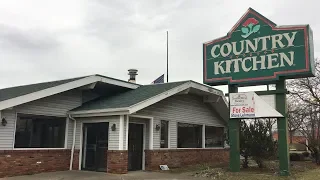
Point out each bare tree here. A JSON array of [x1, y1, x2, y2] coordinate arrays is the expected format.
[[286, 58, 320, 164], [287, 59, 320, 107], [286, 99, 309, 143]]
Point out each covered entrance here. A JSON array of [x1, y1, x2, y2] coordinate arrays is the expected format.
[[81, 122, 109, 172], [128, 123, 144, 171]]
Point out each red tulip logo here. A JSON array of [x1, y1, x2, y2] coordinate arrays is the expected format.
[[241, 18, 260, 38]]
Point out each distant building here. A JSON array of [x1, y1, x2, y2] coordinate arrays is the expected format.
[[273, 131, 307, 151]]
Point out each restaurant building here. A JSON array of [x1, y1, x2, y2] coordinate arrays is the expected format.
[[0, 72, 228, 177]]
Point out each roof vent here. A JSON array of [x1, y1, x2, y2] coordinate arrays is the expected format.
[[128, 69, 138, 83]]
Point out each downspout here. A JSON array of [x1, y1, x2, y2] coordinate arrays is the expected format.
[[68, 114, 77, 171]]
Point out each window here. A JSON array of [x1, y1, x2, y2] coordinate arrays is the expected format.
[[14, 114, 66, 148], [178, 123, 202, 148], [160, 120, 169, 148], [205, 126, 224, 148]]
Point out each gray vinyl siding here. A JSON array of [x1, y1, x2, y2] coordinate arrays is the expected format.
[[73, 116, 120, 150], [14, 90, 84, 150], [123, 116, 127, 150], [108, 116, 120, 150], [0, 110, 16, 149], [67, 120, 75, 149], [15, 90, 82, 116], [136, 94, 225, 149], [0, 89, 102, 150], [169, 121, 177, 148]]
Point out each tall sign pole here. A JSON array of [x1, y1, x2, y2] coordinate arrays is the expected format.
[[203, 8, 314, 176], [167, 31, 169, 83], [276, 78, 290, 175], [228, 85, 240, 172]]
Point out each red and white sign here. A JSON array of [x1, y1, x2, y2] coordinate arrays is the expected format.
[[230, 92, 255, 118], [229, 92, 283, 119]]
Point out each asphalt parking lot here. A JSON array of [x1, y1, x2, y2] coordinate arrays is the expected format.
[[0, 170, 206, 180]]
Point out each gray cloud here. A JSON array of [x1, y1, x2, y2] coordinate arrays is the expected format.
[[0, 0, 318, 94], [0, 24, 60, 51]]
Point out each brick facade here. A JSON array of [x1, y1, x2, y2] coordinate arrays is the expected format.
[[72, 149, 80, 170], [0, 149, 71, 178], [145, 149, 229, 171], [107, 150, 128, 174], [0, 149, 228, 177]]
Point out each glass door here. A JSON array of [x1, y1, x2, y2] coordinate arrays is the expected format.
[[82, 122, 109, 171]]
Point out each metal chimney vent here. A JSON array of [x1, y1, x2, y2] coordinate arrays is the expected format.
[[128, 69, 138, 83]]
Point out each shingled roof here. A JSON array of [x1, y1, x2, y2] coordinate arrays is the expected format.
[[0, 76, 86, 102], [0, 74, 139, 110], [72, 81, 189, 111]]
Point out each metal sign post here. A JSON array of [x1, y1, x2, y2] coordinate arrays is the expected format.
[[276, 78, 290, 176], [228, 85, 240, 172]]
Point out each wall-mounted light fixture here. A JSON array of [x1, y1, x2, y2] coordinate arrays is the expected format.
[[1, 117, 7, 126], [111, 124, 116, 131], [155, 124, 161, 131]]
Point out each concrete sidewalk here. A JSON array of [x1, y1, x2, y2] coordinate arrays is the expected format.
[[0, 170, 204, 180]]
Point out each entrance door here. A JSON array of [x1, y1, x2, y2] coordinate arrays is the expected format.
[[82, 122, 109, 171], [128, 123, 144, 171]]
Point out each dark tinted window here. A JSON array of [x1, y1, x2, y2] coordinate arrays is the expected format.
[[205, 126, 224, 147], [15, 114, 66, 148], [160, 120, 169, 148], [178, 123, 202, 148]]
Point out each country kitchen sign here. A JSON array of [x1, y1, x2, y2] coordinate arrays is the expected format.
[[203, 8, 315, 86]]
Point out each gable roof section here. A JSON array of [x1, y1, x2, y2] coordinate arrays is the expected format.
[[0, 75, 140, 110], [70, 81, 227, 118], [0, 76, 85, 102], [72, 81, 188, 112]]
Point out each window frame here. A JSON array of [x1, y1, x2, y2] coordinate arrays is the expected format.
[[205, 125, 225, 149], [160, 120, 169, 148], [177, 122, 203, 149], [13, 113, 68, 150]]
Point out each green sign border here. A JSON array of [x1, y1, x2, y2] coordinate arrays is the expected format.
[[203, 8, 314, 86]]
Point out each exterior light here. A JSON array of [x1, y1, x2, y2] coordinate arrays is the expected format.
[[155, 124, 161, 131], [111, 124, 116, 131], [1, 118, 7, 126]]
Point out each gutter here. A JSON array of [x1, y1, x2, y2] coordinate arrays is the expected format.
[[68, 114, 77, 171], [70, 107, 129, 115]]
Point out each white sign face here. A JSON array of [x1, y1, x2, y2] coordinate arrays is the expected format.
[[230, 92, 255, 118], [259, 95, 276, 109], [229, 92, 283, 119]]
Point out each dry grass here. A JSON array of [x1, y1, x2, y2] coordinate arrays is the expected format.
[[166, 161, 320, 180]]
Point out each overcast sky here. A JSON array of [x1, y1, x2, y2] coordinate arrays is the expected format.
[[0, 0, 318, 93]]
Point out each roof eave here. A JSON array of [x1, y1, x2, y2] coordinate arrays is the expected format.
[[69, 80, 229, 119], [69, 108, 130, 117], [0, 75, 140, 111]]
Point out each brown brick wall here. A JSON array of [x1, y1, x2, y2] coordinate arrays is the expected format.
[[145, 148, 229, 171], [107, 150, 128, 174], [72, 150, 80, 170], [0, 149, 72, 178]]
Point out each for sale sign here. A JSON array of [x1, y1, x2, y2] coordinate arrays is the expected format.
[[229, 92, 283, 119], [230, 92, 255, 118]]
